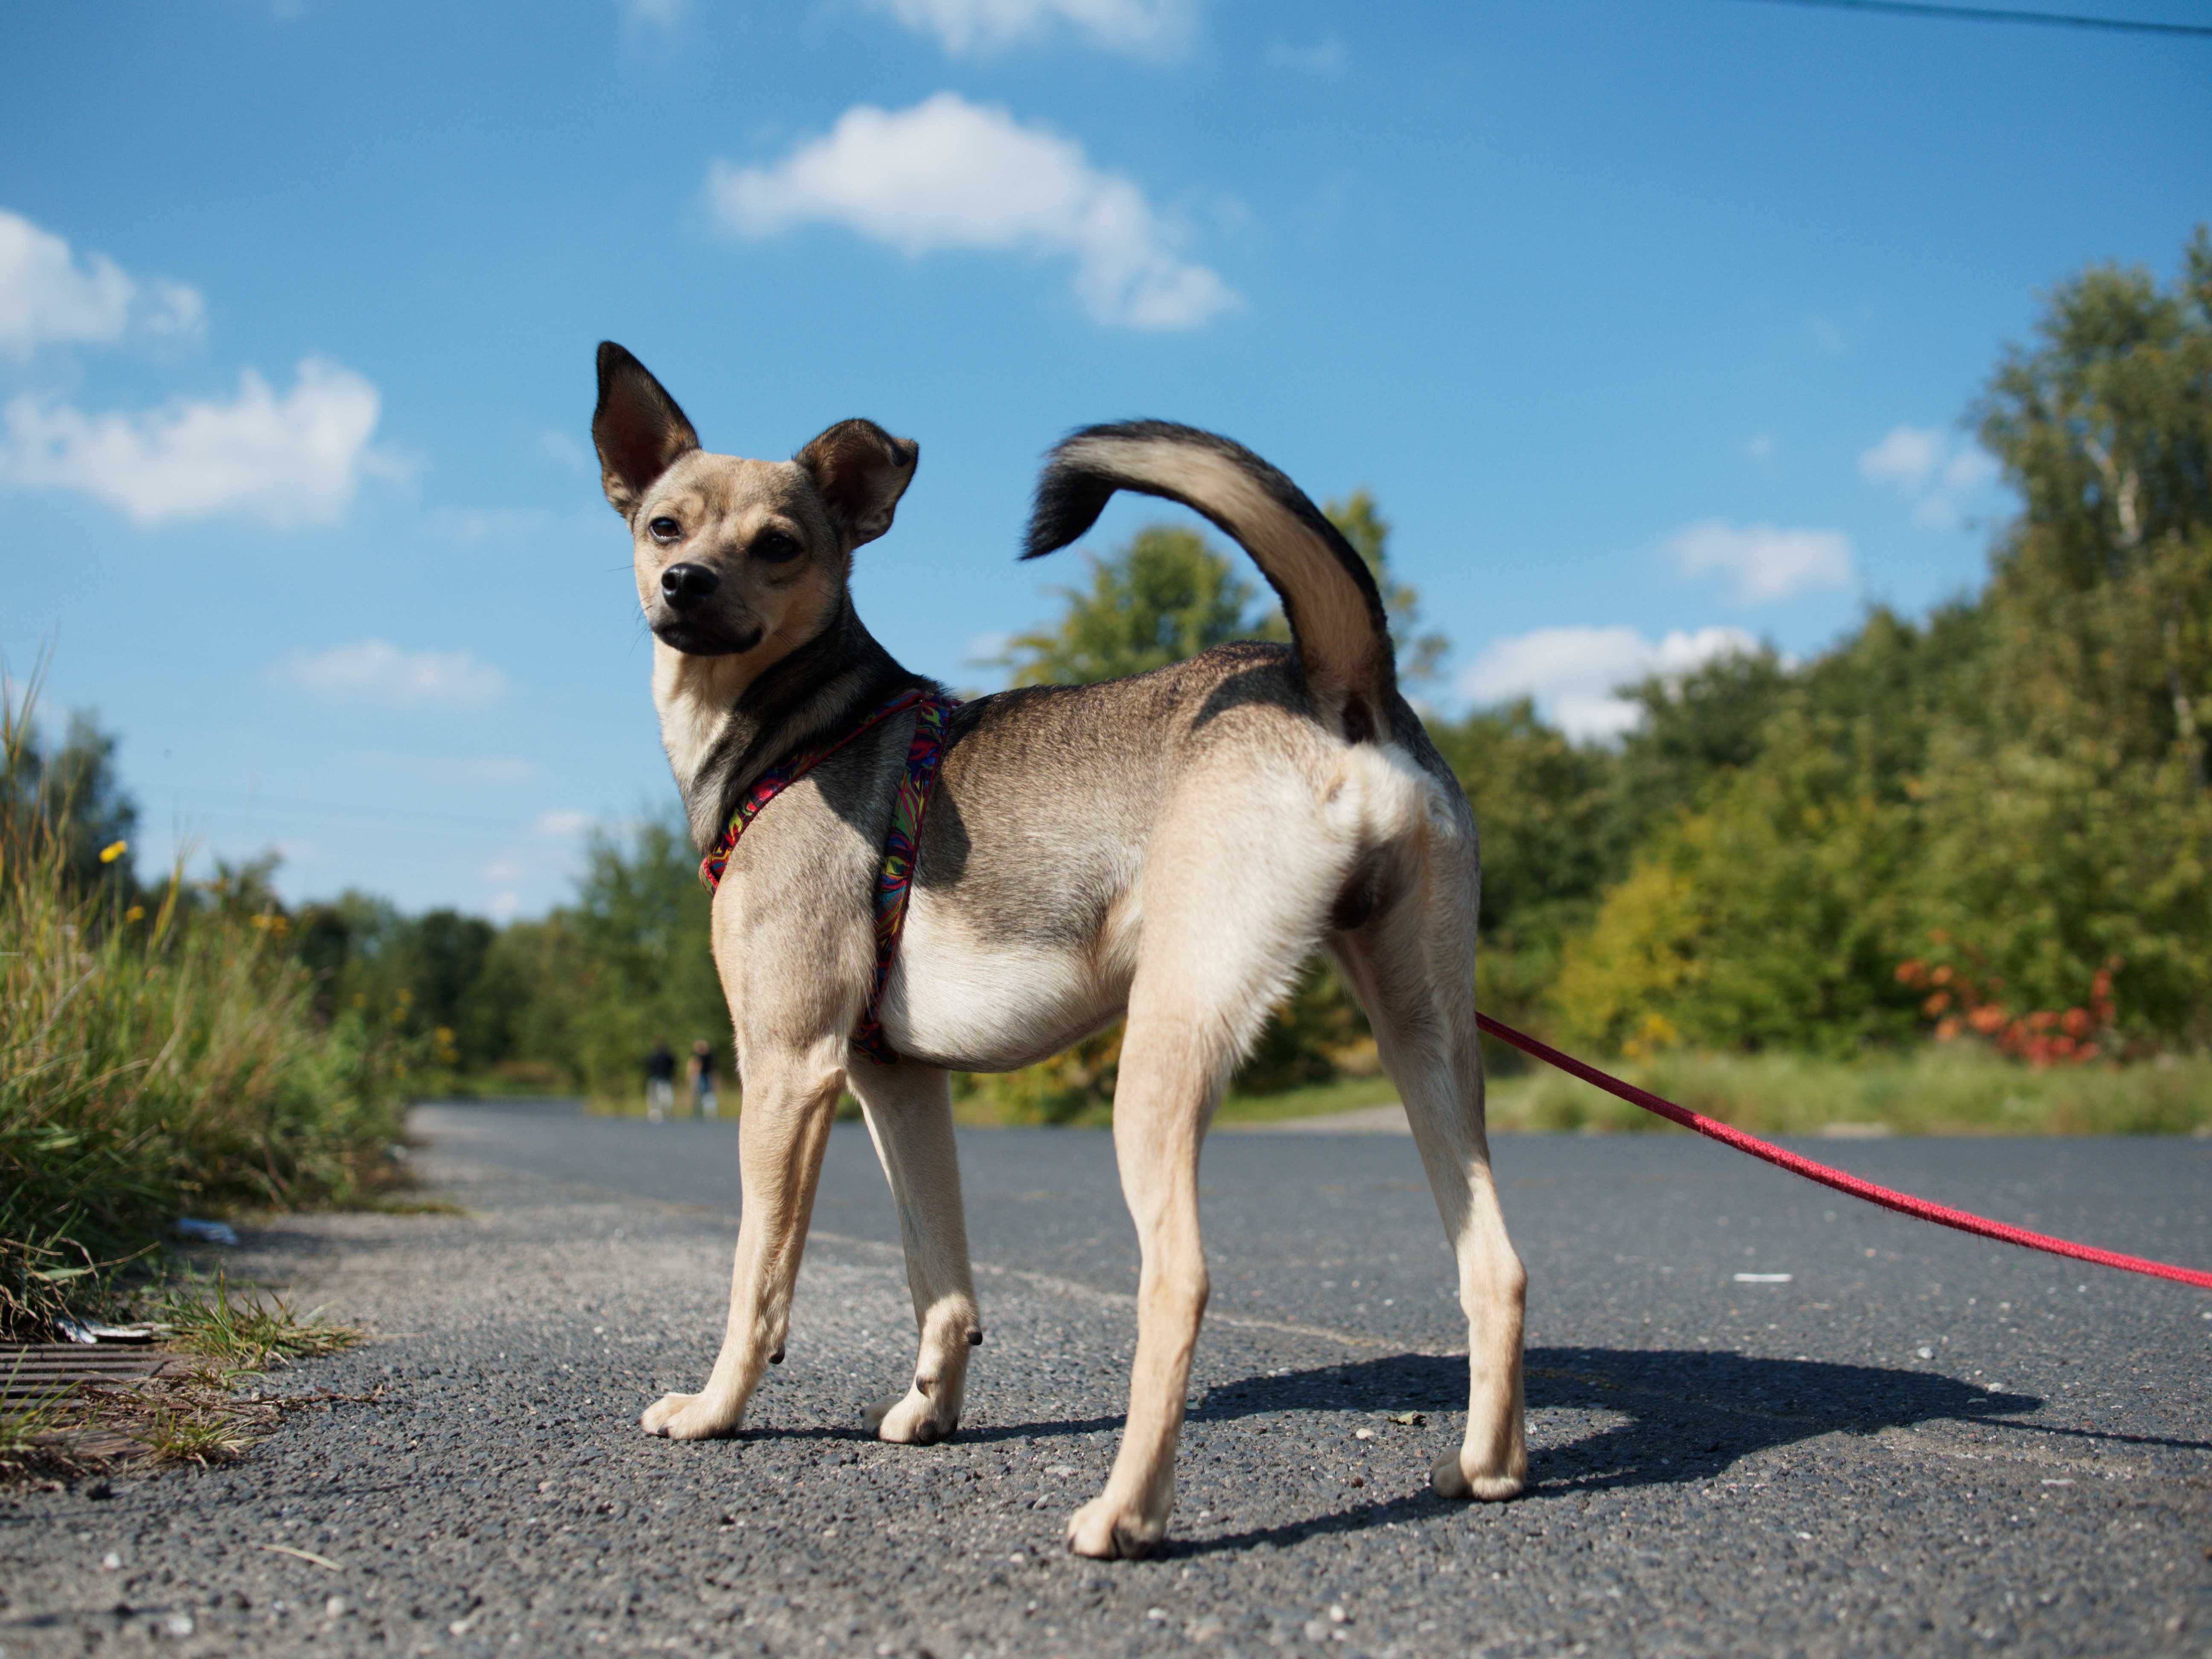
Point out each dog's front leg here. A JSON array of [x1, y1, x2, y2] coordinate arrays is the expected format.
[[847, 1058, 981, 1445], [642, 1057, 841, 1440]]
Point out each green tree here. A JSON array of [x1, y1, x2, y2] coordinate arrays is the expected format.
[[461, 916, 588, 1087], [1551, 230, 2212, 1059], [1912, 226, 2212, 1040], [562, 814, 733, 1100], [997, 524, 1281, 686], [1971, 226, 2212, 779], [1910, 726, 2212, 1048], [1554, 711, 1923, 1057], [1607, 648, 1792, 851], [294, 890, 409, 1032]]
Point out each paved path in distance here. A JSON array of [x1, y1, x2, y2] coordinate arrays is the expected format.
[[4, 1100, 2208, 1658]]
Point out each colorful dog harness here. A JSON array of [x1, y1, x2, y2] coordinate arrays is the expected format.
[[697, 686, 958, 1064]]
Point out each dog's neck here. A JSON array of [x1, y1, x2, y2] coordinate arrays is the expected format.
[[654, 591, 924, 852]]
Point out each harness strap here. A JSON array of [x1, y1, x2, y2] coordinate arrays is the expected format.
[[697, 686, 958, 1065], [851, 695, 955, 1064]]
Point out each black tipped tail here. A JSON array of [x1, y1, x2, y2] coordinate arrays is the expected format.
[[1023, 421, 1395, 727]]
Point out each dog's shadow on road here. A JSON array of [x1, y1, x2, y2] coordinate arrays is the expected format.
[[1160, 1345, 2074, 1557]]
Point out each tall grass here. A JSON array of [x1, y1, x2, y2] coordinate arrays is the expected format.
[[1487, 1045, 2212, 1136], [1193, 1044, 2212, 1135], [1, 689, 411, 1339]]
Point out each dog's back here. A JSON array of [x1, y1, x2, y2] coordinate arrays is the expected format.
[[885, 425, 1469, 1079]]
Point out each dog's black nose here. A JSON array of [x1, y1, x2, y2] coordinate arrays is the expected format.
[[660, 563, 719, 610]]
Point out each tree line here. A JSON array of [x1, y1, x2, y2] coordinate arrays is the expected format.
[[18, 231, 2208, 1118]]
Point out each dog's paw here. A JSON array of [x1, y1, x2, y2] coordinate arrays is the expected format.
[[1429, 1447, 1524, 1502], [1065, 1495, 1165, 1560], [864, 1386, 955, 1446], [640, 1392, 737, 1441]]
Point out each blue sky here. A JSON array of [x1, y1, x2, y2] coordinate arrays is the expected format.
[[2, 0, 2206, 918]]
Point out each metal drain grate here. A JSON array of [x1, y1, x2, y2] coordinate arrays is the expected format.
[[0, 1343, 191, 1402]]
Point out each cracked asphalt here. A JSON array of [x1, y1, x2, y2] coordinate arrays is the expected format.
[[5, 1099, 2209, 1658]]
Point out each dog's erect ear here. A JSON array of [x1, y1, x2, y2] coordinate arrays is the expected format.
[[593, 342, 700, 519], [795, 419, 919, 549]]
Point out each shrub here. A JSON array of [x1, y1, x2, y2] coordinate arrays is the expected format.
[[0, 693, 410, 1339]]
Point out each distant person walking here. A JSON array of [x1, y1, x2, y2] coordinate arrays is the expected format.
[[644, 1040, 676, 1122], [690, 1039, 719, 1119]]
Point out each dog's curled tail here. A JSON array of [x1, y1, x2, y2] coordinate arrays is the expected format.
[[1023, 421, 1395, 741]]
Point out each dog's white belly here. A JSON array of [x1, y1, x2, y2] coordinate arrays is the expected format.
[[878, 896, 1128, 1072]]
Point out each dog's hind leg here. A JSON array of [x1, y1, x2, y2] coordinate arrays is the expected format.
[[1067, 797, 1341, 1560], [1065, 996, 1217, 1560], [642, 1050, 843, 1441], [847, 1057, 981, 1445], [1332, 862, 1528, 1501]]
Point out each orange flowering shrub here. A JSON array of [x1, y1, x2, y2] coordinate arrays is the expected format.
[[1895, 934, 2118, 1067]]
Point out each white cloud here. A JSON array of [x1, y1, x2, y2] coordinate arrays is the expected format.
[[1861, 422, 2002, 528], [1460, 624, 1761, 742], [707, 93, 1238, 331], [1943, 447, 1999, 492], [1743, 432, 1775, 463], [532, 807, 595, 839], [962, 630, 1012, 666], [285, 640, 506, 704], [867, 0, 1192, 55], [0, 358, 396, 526], [0, 208, 204, 350], [1859, 424, 1943, 489], [1668, 520, 1853, 604]]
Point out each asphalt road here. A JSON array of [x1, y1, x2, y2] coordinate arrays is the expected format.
[[5, 1101, 2209, 1658]]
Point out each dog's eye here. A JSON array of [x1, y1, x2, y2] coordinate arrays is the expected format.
[[647, 517, 682, 544], [753, 531, 802, 563]]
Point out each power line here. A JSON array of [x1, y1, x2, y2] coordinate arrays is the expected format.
[[1727, 0, 2212, 37]]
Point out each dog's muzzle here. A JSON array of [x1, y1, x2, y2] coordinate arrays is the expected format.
[[651, 563, 762, 654]]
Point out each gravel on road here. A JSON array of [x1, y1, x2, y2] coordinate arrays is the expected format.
[[3, 1100, 2207, 1659]]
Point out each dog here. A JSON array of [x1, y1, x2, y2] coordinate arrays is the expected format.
[[590, 341, 1527, 1559]]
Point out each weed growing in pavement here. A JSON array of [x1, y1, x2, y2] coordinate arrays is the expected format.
[[146, 1272, 361, 1374], [126, 1389, 260, 1467], [0, 1276, 368, 1483]]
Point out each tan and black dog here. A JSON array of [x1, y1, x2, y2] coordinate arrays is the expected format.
[[591, 341, 1527, 1559]]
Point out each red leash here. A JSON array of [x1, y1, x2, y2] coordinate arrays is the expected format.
[[1475, 1013, 2212, 1292]]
